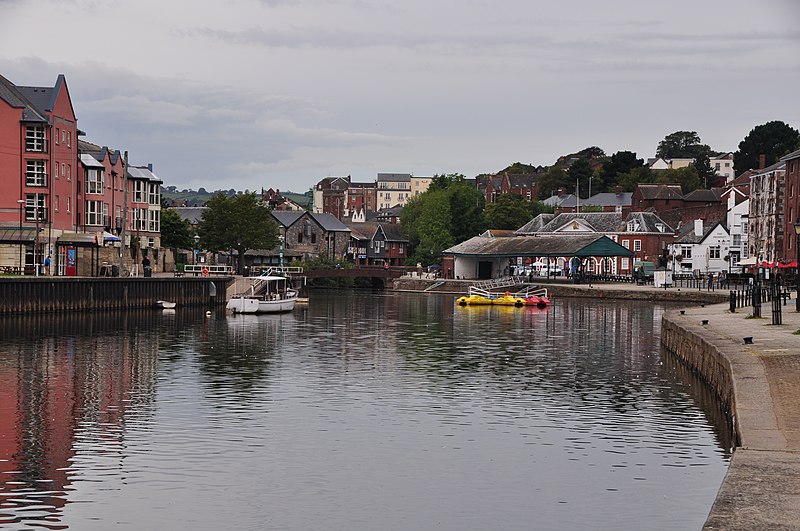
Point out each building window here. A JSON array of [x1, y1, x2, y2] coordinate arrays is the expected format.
[[66, 197, 71, 213], [311, 233, 316, 244], [25, 126, 46, 152], [66, 164, 71, 181], [86, 168, 104, 194], [55, 128, 60, 144], [681, 246, 692, 258], [86, 200, 104, 226], [148, 183, 160, 205], [709, 246, 721, 259], [133, 180, 146, 203], [621, 257, 629, 270], [26, 160, 47, 186], [621, 239, 630, 249], [54, 196, 59, 212], [298, 231, 303, 243], [62, 130, 66, 143], [148, 209, 160, 232], [633, 240, 642, 251], [25, 194, 46, 221]]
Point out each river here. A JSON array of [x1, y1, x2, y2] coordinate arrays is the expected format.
[[0, 291, 730, 530]]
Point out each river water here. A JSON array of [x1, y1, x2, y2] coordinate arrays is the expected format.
[[0, 291, 730, 530]]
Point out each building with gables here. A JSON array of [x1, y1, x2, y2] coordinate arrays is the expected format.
[[515, 211, 674, 276]]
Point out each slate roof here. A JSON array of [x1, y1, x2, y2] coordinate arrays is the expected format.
[[313, 212, 350, 232], [673, 220, 728, 245], [444, 234, 634, 258], [636, 184, 683, 200], [683, 188, 725, 203], [515, 214, 555, 234], [271, 210, 305, 228], [781, 148, 800, 162], [0, 74, 48, 122], [172, 207, 206, 225], [377, 173, 411, 182], [127, 165, 162, 183], [518, 212, 673, 235], [542, 194, 573, 207], [581, 192, 633, 208]]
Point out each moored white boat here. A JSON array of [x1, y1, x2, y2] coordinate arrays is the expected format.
[[156, 300, 177, 309], [226, 272, 298, 314]]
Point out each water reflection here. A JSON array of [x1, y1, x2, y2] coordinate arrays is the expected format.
[[0, 294, 731, 530]]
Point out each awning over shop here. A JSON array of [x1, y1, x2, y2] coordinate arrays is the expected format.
[[0, 226, 37, 244], [102, 230, 121, 242], [56, 232, 99, 247], [736, 257, 757, 266]]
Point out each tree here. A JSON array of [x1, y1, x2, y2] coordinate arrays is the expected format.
[[160, 209, 194, 262], [485, 194, 535, 230], [617, 166, 655, 192], [656, 131, 712, 159], [401, 174, 485, 264], [599, 151, 644, 193], [733, 120, 800, 174], [692, 152, 715, 188], [536, 166, 570, 200], [654, 166, 701, 194], [198, 192, 278, 274], [567, 158, 594, 198]]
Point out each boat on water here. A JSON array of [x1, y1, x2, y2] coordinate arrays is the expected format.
[[456, 279, 550, 308], [156, 300, 177, 309], [226, 272, 298, 314]]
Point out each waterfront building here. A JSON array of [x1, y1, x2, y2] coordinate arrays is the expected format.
[[748, 161, 785, 263], [516, 211, 674, 276], [376, 173, 412, 210], [0, 74, 78, 272], [780, 148, 800, 262]]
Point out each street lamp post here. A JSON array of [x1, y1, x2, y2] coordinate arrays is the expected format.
[[278, 234, 285, 271], [794, 219, 800, 312]]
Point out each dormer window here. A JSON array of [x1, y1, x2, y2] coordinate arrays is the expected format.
[[655, 223, 664, 232]]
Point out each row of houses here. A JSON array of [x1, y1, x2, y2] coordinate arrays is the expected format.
[[172, 206, 410, 269], [0, 73, 162, 275]]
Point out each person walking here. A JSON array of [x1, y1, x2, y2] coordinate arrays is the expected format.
[[44, 255, 51, 275]]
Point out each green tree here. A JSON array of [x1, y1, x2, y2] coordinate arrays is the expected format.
[[654, 166, 701, 194], [536, 166, 570, 200], [401, 174, 485, 264], [160, 209, 194, 264], [733, 120, 800, 174], [692, 152, 715, 188], [485, 194, 536, 230], [599, 151, 644, 192], [198, 192, 278, 274], [656, 131, 712, 159], [617, 166, 655, 192], [567, 158, 594, 198]]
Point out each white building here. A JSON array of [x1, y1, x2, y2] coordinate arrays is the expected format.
[[376, 173, 412, 210]]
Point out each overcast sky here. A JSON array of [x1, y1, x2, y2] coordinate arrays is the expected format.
[[2, 0, 799, 193]]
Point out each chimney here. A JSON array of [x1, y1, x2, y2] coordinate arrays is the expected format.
[[758, 154, 765, 170], [694, 218, 703, 237], [615, 186, 623, 195]]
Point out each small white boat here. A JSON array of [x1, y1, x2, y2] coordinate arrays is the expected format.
[[156, 300, 177, 309], [226, 273, 297, 314]]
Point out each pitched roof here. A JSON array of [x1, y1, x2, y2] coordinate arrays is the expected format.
[[635, 184, 683, 200], [515, 214, 555, 234], [171, 207, 206, 225], [271, 210, 305, 228], [582, 192, 633, 207], [444, 234, 634, 258], [673, 220, 728, 244], [312, 212, 350, 232], [518, 211, 673, 235], [0, 74, 48, 122], [781, 148, 800, 162], [683, 188, 724, 203]]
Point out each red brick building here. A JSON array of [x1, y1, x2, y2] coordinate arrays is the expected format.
[[781, 148, 800, 262], [0, 74, 78, 271]]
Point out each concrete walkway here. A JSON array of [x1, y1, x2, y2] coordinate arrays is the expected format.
[[666, 299, 800, 530]]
